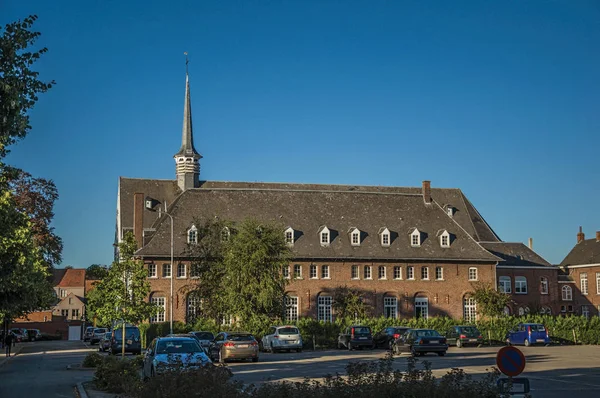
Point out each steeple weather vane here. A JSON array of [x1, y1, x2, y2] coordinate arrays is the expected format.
[[184, 51, 189, 74]]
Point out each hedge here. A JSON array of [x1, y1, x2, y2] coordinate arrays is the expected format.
[[137, 314, 600, 349]]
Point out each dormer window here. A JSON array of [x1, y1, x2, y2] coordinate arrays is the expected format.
[[221, 227, 230, 242], [379, 227, 391, 247], [446, 205, 454, 217], [285, 227, 295, 246], [187, 225, 198, 244], [318, 226, 331, 247], [410, 228, 421, 247], [349, 227, 361, 246], [439, 230, 450, 248]]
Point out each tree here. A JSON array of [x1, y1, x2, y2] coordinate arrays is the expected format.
[[470, 282, 513, 319], [0, 15, 55, 158], [332, 286, 367, 320], [86, 264, 109, 280], [87, 232, 156, 334]]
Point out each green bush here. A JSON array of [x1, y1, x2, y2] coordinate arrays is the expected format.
[[82, 352, 103, 368], [142, 321, 192, 348], [93, 355, 142, 394]]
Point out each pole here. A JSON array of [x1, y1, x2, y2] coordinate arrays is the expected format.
[[169, 213, 174, 336], [122, 320, 126, 358]]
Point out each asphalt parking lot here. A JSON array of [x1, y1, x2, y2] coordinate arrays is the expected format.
[[225, 345, 600, 397]]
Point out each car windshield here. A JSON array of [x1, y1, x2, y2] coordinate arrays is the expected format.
[[352, 327, 370, 334], [278, 327, 299, 335], [528, 324, 546, 332], [156, 339, 202, 354], [193, 332, 214, 340], [415, 330, 441, 337], [114, 328, 140, 340], [228, 334, 254, 341], [460, 327, 479, 334], [94, 328, 106, 334]]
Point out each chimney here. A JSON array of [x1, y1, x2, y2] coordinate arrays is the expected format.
[[596, 231, 600, 242], [133, 192, 144, 249], [577, 226, 585, 244], [422, 180, 431, 204], [528, 237, 533, 250]]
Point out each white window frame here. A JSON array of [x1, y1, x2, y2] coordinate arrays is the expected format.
[[187, 225, 198, 244], [151, 297, 166, 323], [415, 297, 428, 319], [310, 265, 317, 279], [440, 231, 450, 248], [540, 277, 548, 295], [148, 263, 157, 278], [321, 265, 330, 279], [283, 265, 290, 279], [596, 272, 600, 295], [581, 273, 589, 295], [285, 296, 299, 321], [411, 229, 421, 247], [350, 228, 360, 246], [351, 265, 359, 280], [463, 297, 477, 322], [393, 266, 402, 280], [381, 228, 390, 247], [384, 297, 397, 319], [468, 267, 478, 281], [317, 296, 332, 322], [562, 285, 573, 301], [294, 264, 302, 279], [177, 263, 186, 278], [435, 266, 443, 280], [421, 267, 429, 280], [582, 305, 590, 319], [378, 266, 386, 280], [162, 263, 172, 278], [515, 276, 527, 294], [186, 295, 201, 321], [498, 276, 511, 293], [319, 226, 330, 247], [285, 227, 294, 246], [364, 265, 372, 280], [407, 266, 414, 280]]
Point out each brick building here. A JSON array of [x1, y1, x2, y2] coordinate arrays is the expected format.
[[116, 69, 558, 324]]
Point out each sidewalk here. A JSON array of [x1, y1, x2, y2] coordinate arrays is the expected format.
[[0, 343, 25, 368]]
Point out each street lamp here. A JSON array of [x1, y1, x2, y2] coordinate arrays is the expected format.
[[145, 198, 174, 336]]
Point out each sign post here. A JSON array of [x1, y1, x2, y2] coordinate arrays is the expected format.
[[496, 346, 530, 396]]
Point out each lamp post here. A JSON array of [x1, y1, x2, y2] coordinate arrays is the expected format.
[[145, 199, 174, 336]]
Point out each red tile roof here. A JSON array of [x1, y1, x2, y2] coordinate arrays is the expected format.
[[53, 268, 85, 287], [85, 279, 99, 294]]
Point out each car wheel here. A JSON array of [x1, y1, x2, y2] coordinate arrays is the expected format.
[[524, 339, 530, 347], [438, 351, 446, 357], [252, 357, 258, 363], [456, 340, 462, 348], [347, 342, 352, 351]]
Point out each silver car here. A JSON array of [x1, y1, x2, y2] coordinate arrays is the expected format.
[[261, 325, 303, 353], [189, 331, 215, 352], [142, 337, 212, 378]]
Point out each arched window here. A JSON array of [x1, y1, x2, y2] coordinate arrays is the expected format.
[[562, 285, 573, 301], [515, 276, 527, 294], [415, 295, 428, 319], [503, 306, 511, 316], [498, 276, 511, 293], [384, 296, 397, 319], [463, 296, 477, 322], [518, 307, 525, 316], [187, 225, 198, 244], [186, 293, 202, 322], [540, 306, 552, 315]]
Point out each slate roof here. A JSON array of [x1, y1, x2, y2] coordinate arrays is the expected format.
[[479, 242, 553, 268], [560, 238, 600, 266], [52, 268, 86, 287], [136, 188, 500, 262], [118, 179, 501, 245]]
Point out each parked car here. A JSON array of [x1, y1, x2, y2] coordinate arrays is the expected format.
[[373, 326, 410, 349], [27, 329, 42, 341], [208, 332, 259, 363], [189, 331, 215, 351], [90, 328, 108, 345], [142, 336, 212, 378], [110, 325, 142, 355], [10, 329, 26, 342], [338, 325, 374, 350], [83, 326, 95, 342], [99, 332, 112, 352], [445, 325, 484, 348], [393, 329, 448, 356], [507, 323, 550, 347], [261, 325, 303, 353]]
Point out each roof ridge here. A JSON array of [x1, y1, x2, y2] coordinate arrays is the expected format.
[[200, 179, 459, 190], [189, 187, 425, 196]]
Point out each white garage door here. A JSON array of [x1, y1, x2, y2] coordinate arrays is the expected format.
[[68, 325, 81, 341]]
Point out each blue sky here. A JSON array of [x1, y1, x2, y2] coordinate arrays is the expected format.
[[3, 0, 599, 267]]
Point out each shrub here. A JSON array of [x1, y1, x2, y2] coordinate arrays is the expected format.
[[93, 355, 142, 394], [82, 352, 103, 368]]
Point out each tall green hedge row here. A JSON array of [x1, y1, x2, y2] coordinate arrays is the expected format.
[[138, 315, 600, 349]]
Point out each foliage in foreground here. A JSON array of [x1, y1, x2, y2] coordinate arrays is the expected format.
[[92, 352, 502, 398], [82, 352, 104, 368]]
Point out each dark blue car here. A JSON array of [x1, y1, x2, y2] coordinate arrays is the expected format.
[[507, 323, 550, 346]]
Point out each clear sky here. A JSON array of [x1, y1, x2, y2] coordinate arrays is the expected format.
[[3, 0, 599, 267]]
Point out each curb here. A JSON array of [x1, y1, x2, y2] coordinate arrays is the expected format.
[[76, 382, 89, 398]]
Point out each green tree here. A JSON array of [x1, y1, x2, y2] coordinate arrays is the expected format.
[[86, 264, 109, 280], [87, 232, 157, 335], [470, 282, 513, 319], [332, 285, 367, 320], [0, 15, 55, 157]]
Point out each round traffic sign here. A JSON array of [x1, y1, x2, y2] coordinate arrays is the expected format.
[[496, 346, 526, 377]]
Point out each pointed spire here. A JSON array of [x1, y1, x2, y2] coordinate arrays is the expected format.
[[175, 53, 200, 158]]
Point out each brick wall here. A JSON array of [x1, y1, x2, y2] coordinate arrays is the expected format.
[[563, 267, 600, 316]]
